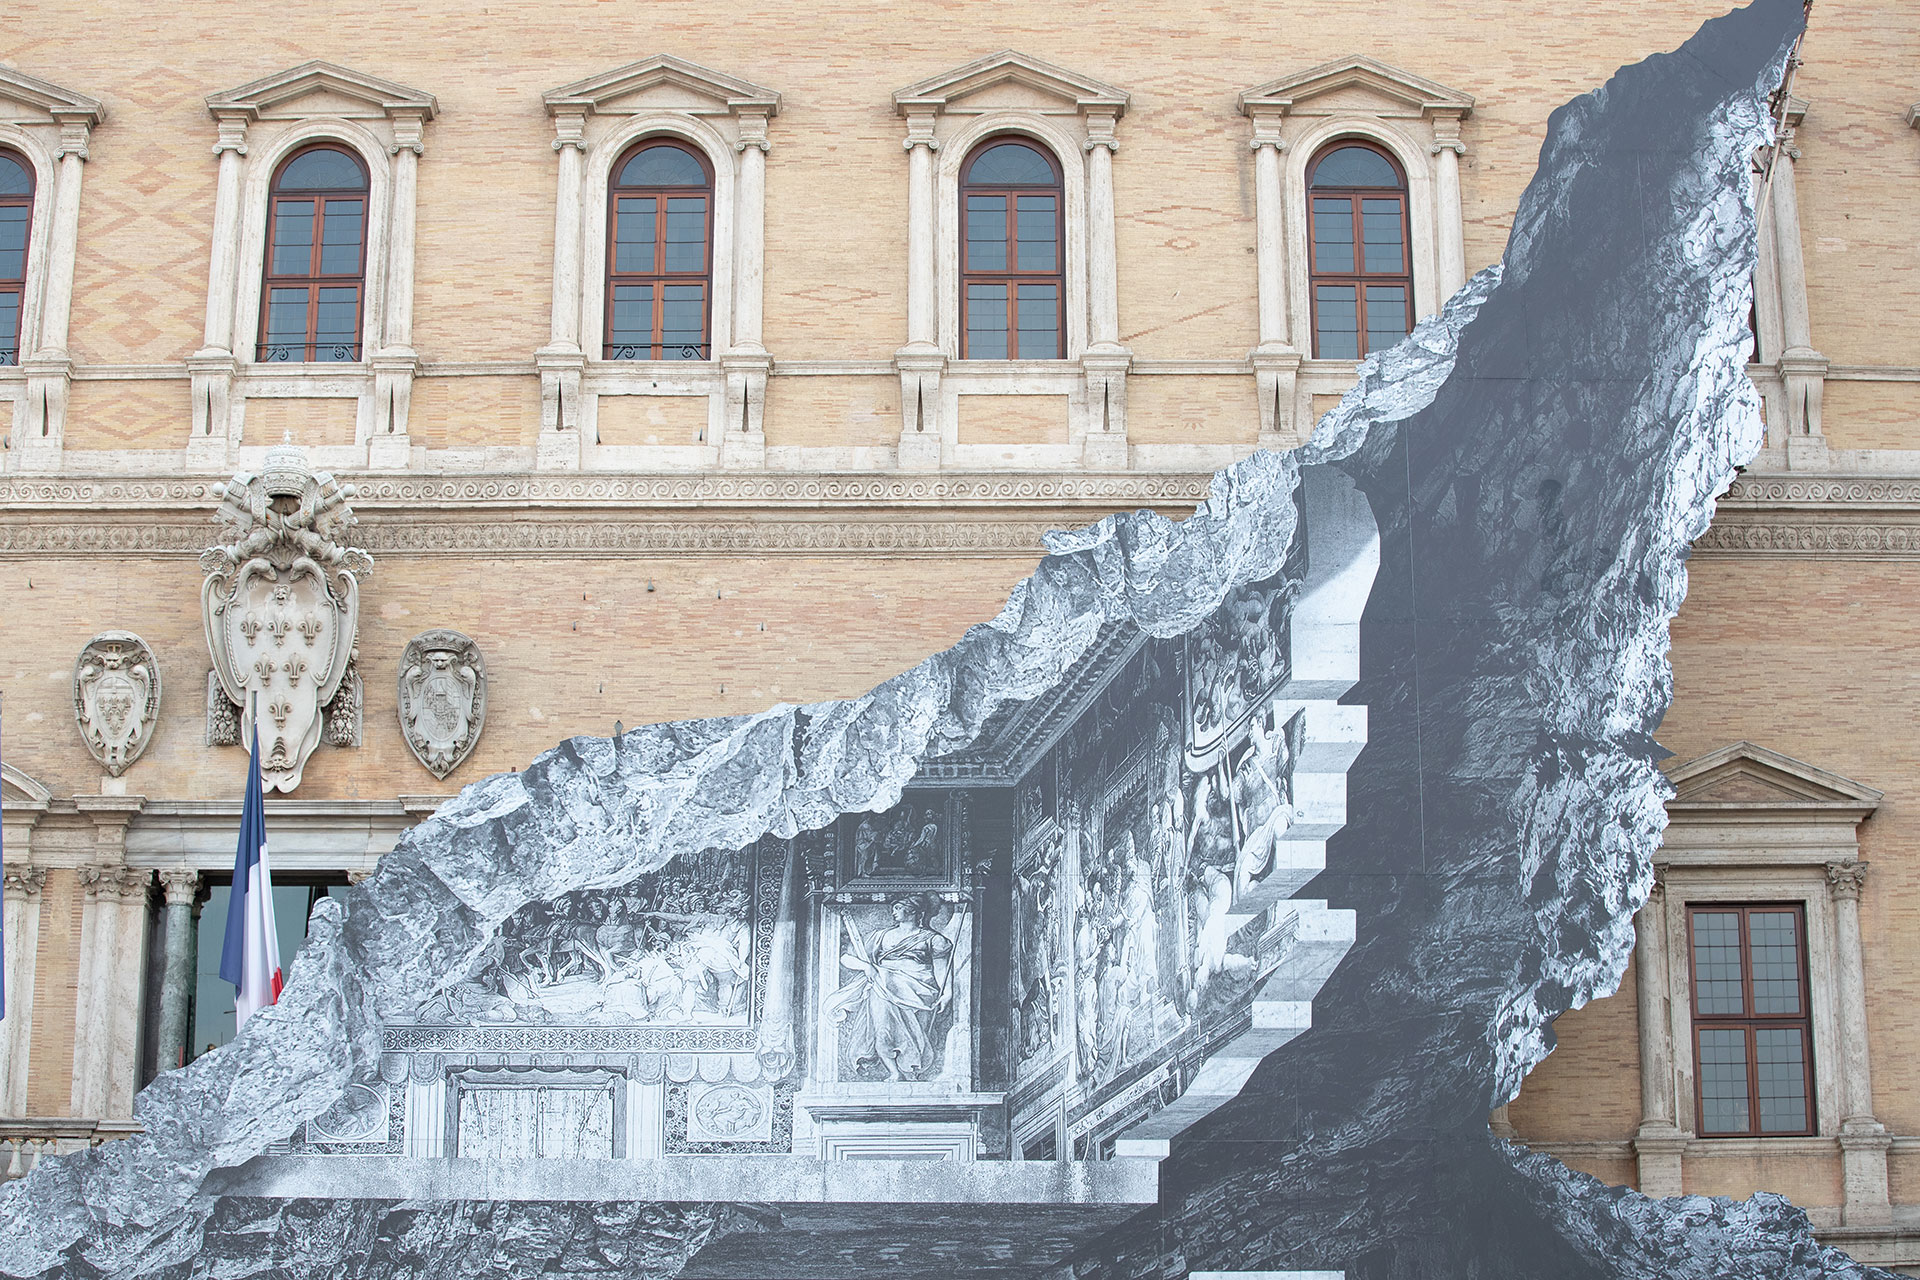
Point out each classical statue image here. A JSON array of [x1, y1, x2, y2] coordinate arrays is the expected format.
[[824, 894, 962, 1081]]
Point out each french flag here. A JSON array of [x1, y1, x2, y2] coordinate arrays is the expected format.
[[219, 721, 281, 1029]]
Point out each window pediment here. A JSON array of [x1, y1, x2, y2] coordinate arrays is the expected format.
[[1666, 741, 1881, 816], [0, 63, 103, 130], [206, 61, 438, 124], [0, 760, 52, 811], [894, 51, 1128, 117], [543, 57, 780, 119], [1239, 56, 1472, 122]]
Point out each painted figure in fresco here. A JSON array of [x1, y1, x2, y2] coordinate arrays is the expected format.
[[679, 889, 753, 1017], [825, 894, 957, 1081]]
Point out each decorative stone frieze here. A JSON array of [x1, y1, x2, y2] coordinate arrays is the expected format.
[[72, 631, 160, 776], [397, 629, 486, 779], [200, 442, 371, 791]]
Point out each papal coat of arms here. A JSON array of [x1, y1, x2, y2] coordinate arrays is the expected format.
[[72, 631, 161, 776], [398, 628, 486, 779], [200, 442, 371, 793]]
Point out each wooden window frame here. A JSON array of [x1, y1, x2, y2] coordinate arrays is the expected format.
[[256, 144, 371, 363], [604, 139, 715, 361], [1685, 901, 1816, 1138], [1305, 138, 1413, 360], [0, 147, 32, 367], [958, 137, 1066, 360]]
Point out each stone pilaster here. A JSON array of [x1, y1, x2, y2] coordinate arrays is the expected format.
[[68, 794, 146, 1120], [1826, 859, 1890, 1227], [1, 865, 48, 1115], [1632, 874, 1685, 1198]]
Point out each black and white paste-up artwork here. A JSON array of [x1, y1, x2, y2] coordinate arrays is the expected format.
[[418, 848, 764, 1026], [838, 794, 959, 888], [824, 893, 966, 1082], [1009, 803, 1066, 1077]]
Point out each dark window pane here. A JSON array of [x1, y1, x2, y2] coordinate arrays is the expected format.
[[263, 287, 311, 354], [614, 197, 657, 274], [1692, 910, 1746, 1015], [1315, 284, 1358, 359], [318, 199, 364, 275], [0, 292, 19, 356], [1365, 284, 1409, 352], [1749, 910, 1802, 1015], [1361, 198, 1406, 273], [278, 147, 367, 192], [0, 153, 29, 197], [1697, 1027, 1752, 1134], [1755, 1027, 1809, 1132], [313, 286, 359, 359], [609, 283, 655, 354], [1313, 198, 1355, 273], [966, 142, 1055, 186], [966, 283, 1009, 359], [662, 197, 707, 274], [1311, 145, 1400, 189], [270, 200, 315, 276], [1015, 283, 1059, 358], [0, 206, 26, 279], [1016, 195, 1057, 271], [660, 283, 705, 357], [618, 144, 706, 188], [966, 195, 1008, 272]]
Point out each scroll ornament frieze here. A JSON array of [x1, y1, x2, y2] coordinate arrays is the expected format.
[[398, 629, 485, 779], [200, 442, 371, 793], [72, 631, 161, 776]]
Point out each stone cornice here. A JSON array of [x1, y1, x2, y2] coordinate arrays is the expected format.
[[1694, 472, 1920, 559]]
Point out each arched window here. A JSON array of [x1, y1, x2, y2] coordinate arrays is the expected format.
[[960, 138, 1064, 359], [1307, 141, 1411, 359], [258, 145, 370, 362], [606, 140, 713, 360], [0, 149, 33, 366]]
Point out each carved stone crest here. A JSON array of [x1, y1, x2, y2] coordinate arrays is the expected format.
[[200, 442, 371, 792], [72, 631, 161, 776], [398, 629, 485, 778]]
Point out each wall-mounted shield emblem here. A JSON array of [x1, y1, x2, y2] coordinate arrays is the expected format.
[[398, 628, 486, 778], [73, 631, 161, 776]]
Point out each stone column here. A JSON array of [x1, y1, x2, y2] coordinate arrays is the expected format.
[[1245, 107, 1301, 447], [895, 110, 944, 469], [536, 108, 588, 471], [154, 868, 199, 1076], [1430, 113, 1468, 301], [15, 118, 91, 473], [188, 114, 249, 469], [1826, 860, 1891, 1227], [1766, 105, 1828, 467], [720, 113, 773, 469], [0, 865, 47, 1116], [369, 113, 425, 465], [1631, 875, 1686, 1197], [1080, 111, 1130, 469], [68, 794, 146, 1120]]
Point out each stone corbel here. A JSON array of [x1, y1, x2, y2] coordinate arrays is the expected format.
[[186, 351, 239, 471], [368, 351, 419, 468], [895, 348, 946, 471], [1250, 347, 1302, 447], [719, 350, 771, 469], [1080, 347, 1131, 469], [535, 348, 585, 470], [12, 356, 71, 473]]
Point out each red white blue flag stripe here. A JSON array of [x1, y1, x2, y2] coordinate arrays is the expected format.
[[219, 720, 281, 1028]]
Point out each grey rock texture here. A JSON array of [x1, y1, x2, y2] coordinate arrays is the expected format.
[[0, 2, 1884, 1278]]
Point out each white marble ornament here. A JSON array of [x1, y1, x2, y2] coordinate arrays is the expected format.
[[72, 631, 161, 776], [397, 629, 486, 779]]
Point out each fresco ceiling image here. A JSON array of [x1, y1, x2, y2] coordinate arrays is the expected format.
[[0, 1, 1889, 1277]]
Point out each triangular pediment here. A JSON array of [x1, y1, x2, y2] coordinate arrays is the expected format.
[[207, 61, 437, 122], [0, 63, 103, 126], [545, 57, 780, 117], [1665, 742, 1881, 815], [1, 762, 52, 811], [1240, 56, 1472, 118], [895, 51, 1128, 115]]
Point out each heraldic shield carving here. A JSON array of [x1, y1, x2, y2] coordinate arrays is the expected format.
[[201, 442, 372, 793], [73, 631, 161, 776], [398, 628, 486, 779]]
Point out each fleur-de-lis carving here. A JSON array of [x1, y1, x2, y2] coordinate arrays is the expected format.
[[284, 653, 308, 686], [268, 695, 292, 727], [239, 612, 262, 643], [253, 655, 278, 682], [297, 613, 324, 647], [265, 613, 293, 647]]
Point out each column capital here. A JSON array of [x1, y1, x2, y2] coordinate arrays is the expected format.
[[1083, 111, 1120, 153], [734, 112, 772, 153], [3, 864, 48, 898], [78, 863, 150, 902], [550, 109, 587, 153], [53, 116, 93, 161], [388, 115, 427, 157], [900, 110, 939, 153], [157, 866, 200, 905], [1826, 859, 1869, 901], [210, 114, 250, 157]]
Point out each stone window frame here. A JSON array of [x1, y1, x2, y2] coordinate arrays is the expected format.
[[0, 63, 102, 475], [1239, 58, 1472, 445], [1631, 742, 1890, 1227], [192, 62, 437, 473], [538, 56, 781, 474], [892, 51, 1132, 471]]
